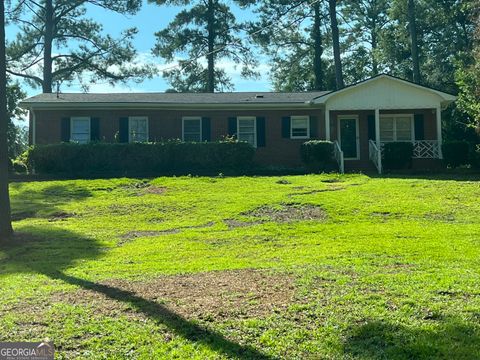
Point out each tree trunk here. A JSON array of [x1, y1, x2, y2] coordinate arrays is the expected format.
[[371, 31, 378, 75], [370, 12, 378, 76], [408, 0, 421, 83], [329, 0, 344, 89], [43, 0, 54, 93], [312, 2, 324, 90], [0, 0, 13, 239], [206, 0, 215, 93]]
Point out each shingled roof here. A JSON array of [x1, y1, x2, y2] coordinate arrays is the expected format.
[[20, 91, 331, 107]]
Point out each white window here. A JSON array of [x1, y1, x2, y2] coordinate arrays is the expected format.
[[291, 116, 310, 139], [237, 116, 256, 147], [129, 116, 148, 143], [182, 117, 202, 142], [380, 115, 414, 142], [71, 117, 90, 143]]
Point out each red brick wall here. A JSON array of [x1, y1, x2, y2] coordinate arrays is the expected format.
[[32, 107, 439, 170], [33, 108, 325, 167]]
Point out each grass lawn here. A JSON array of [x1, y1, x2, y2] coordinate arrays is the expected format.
[[1, 174, 480, 359]]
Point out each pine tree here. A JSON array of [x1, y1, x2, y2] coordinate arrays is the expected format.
[[247, 0, 336, 91], [7, 0, 153, 93], [150, 0, 258, 92]]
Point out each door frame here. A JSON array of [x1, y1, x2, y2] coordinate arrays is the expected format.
[[337, 115, 360, 160]]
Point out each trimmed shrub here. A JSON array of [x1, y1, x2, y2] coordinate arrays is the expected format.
[[472, 144, 480, 169], [442, 141, 470, 168], [300, 140, 336, 172], [25, 141, 255, 175], [383, 142, 414, 170]]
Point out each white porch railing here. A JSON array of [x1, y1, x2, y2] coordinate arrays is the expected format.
[[369, 140, 382, 174], [333, 140, 344, 174], [380, 140, 441, 159]]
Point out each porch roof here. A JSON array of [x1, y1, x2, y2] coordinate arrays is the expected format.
[[311, 74, 456, 110]]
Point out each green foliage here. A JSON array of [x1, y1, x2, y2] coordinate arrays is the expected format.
[[341, 0, 391, 80], [6, 0, 153, 91], [442, 141, 471, 168], [383, 142, 414, 170], [300, 140, 335, 172], [455, 4, 480, 128], [6, 80, 27, 159], [25, 141, 255, 175], [150, 0, 258, 92], [474, 144, 480, 168], [247, 0, 335, 91]]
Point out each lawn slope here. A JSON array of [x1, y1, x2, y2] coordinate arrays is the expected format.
[[1, 174, 480, 359]]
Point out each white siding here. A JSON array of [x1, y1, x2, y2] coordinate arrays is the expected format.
[[321, 77, 446, 110]]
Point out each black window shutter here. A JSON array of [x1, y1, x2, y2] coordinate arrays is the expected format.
[[90, 117, 100, 141], [367, 114, 376, 141], [119, 117, 129, 143], [256, 117, 266, 147], [202, 117, 211, 141], [61, 117, 70, 142], [281, 116, 291, 138], [309, 116, 318, 139], [414, 114, 425, 140], [227, 117, 237, 137]]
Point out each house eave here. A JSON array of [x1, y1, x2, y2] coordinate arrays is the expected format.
[[19, 102, 324, 111]]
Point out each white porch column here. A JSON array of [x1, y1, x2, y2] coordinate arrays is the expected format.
[[375, 108, 380, 147], [436, 105, 443, 159], [375, 108, 382, 174], [325, 107, 330, 141]]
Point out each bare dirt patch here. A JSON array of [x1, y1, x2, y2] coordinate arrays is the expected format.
[[144, 186, 167, 195], [243, 203, 327, 223], [321, 178, 343, 183], [48, 212, 76, 222], [224, 219, 263, 229], [119, 222, 215, 244], [370, 212, 403, 221], [51, 270, 296, 321]]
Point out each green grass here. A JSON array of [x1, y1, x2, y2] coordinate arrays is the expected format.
[[1, 174, 480, 359]]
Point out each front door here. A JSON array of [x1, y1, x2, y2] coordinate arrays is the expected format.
[[338, 117, 359, 159]]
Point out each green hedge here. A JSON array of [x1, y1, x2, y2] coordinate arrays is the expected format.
[[442, 141, 470, 168], [474, 145, 480, 169], [383, 142, 414, 170], [25, 141, 255, 175], [300, 140, 336, 172]]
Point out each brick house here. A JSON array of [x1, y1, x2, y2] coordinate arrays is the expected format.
[[20, 74, 456, 173]]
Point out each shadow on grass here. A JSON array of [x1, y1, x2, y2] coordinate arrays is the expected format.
[[0, 228, 272, 360], [10, 183, 92, 221], [366, 170, 480, 182], [343, 319, 480, 359]]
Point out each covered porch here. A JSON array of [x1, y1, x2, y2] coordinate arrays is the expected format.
[[312, 75, 456, 173]]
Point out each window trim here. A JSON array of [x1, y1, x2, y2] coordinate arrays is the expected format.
[[237, 116, 257, 148], [128, 116, 149, 143], [337, 115, 360, 161], [70, 116, 91, 143], [182, 116, 203, 142], [290, 115, 310, 139], [380, 114, 414, 142]]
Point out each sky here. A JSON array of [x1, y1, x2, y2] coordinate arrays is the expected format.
[[7, 1, 273, 97]]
